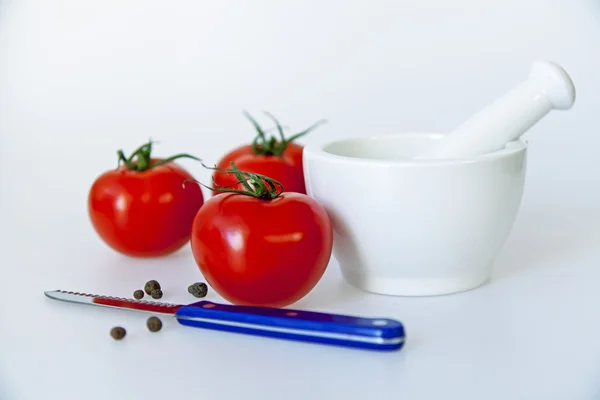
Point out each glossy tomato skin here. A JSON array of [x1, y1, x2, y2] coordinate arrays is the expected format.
[[212, 143, 306, 194], [190, 192, 333, 307], [88, 159, 204, 257]]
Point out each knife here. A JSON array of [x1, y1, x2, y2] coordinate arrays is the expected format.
[[44, 290, 406, 351]]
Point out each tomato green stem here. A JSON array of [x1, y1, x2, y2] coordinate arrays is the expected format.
[[183, 161, 284, 200], [245, 111, 326, 157], [116, 139, 201, 172]]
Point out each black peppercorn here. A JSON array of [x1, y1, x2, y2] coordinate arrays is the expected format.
[[146, 316, 163, 332], [188, 282, 208, 298], [144, 280, 161, 295], [110, 326, 126, 340], [150, 289, 163, 299], [133, 290, 144, 299]]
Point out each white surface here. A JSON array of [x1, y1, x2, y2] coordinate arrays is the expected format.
[[304, 133, 527, 296], [415, 61, 576, 159], [1, 0, 600, 399]]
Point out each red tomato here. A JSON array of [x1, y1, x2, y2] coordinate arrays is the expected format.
[[213, 142, 305, 193], [212, 112, 326, 195], [88, 141, 204, 257], [190, 165, 333, 307]]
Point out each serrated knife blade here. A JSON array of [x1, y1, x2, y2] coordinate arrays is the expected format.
[[44, 289, 406, 351], [44, 290, 183, 314]]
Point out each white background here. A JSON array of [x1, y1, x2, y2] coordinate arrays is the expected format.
[[1, 1, 600, 399]]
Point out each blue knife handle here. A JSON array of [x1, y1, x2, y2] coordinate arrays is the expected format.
[[174, 301, 405, 351]]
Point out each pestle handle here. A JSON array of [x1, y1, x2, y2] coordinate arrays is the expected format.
[[413, 61, 576, 160]]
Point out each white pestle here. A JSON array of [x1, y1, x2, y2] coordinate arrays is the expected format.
[[413, 61, 576, 159]]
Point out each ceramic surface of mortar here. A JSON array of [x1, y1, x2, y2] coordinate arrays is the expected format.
[[303, 133, 527, 296]]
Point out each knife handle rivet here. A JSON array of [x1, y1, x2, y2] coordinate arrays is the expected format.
[[202, 304, 215, 309], [286, 312, 298, 317]]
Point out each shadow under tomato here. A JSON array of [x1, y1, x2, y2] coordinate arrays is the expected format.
[[290, 263, 362, 310], [162, 243, 193, 259], [119, 241, 193, 260]]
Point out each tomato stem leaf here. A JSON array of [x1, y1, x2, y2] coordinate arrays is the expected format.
[[116, 139, 202, 172], [185, 161, 284, 200], [243, 111, 327, 157]]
